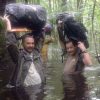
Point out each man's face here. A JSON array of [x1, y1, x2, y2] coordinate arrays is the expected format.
[[66, 42, 77, 56], [23, 37, 35, 53]]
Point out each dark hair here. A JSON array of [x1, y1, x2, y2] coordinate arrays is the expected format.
[[22, 34, 34, 44], [65, 38, 78, 47]]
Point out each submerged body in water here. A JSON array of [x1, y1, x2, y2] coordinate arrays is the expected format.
[[62, 73, 90, 100], [62, 39, 92, 100]]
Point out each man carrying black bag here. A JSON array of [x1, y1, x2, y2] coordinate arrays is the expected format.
[[3, 3, 47, 88], [15, 35, 45, 100]]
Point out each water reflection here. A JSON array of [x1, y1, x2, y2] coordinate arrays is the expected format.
[[62, 73, 90, 100], [0, 88, 17, 100], [0, 85, 45, 100]]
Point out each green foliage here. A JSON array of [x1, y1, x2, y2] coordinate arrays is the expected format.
[[0, 21, 6, 57], [0, 19, 5, 33]]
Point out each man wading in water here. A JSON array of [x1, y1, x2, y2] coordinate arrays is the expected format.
[[15, 35, 45, 100], [63, 39, 92, 74], [62, 39, 92, 100]]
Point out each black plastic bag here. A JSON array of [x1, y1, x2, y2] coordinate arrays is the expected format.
[[56, 13, 89, 48], [5, 3, 47, 31]]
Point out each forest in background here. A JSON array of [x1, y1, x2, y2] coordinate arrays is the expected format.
[[0, 0, 100, 63]]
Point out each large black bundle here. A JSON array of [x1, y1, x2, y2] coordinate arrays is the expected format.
[[5, 3, 47, 32], [56, 13, 89, 48]]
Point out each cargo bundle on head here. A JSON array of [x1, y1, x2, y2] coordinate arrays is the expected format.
[[56, 13, 89, 49], [5, 3, 47, 37]]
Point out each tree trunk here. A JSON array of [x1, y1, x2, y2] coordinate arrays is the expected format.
[[0, 0, 16, 16], [77, 0, 83, 22], [62, 0, 66, 6], [91, 0, 100, 63], [0, 0, 6, 16]]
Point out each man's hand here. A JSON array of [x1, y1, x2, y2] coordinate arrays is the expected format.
[[78, 42, 92, 66], [3, 15, 11, 31], [78, 41, 86, 52], [3, 15, 10, 22]]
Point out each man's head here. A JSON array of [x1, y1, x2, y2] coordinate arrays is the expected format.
[[65, 39, 78, 56], [22, 35, 35, 53]]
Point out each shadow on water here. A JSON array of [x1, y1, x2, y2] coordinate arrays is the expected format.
[[0, 88, 18, 100], [0, 85, 45, 100]]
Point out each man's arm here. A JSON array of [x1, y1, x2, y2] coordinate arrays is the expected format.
[[1, 15, 11, 31], [78, 41, 92, 66], [9, 28, 32, 32]]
